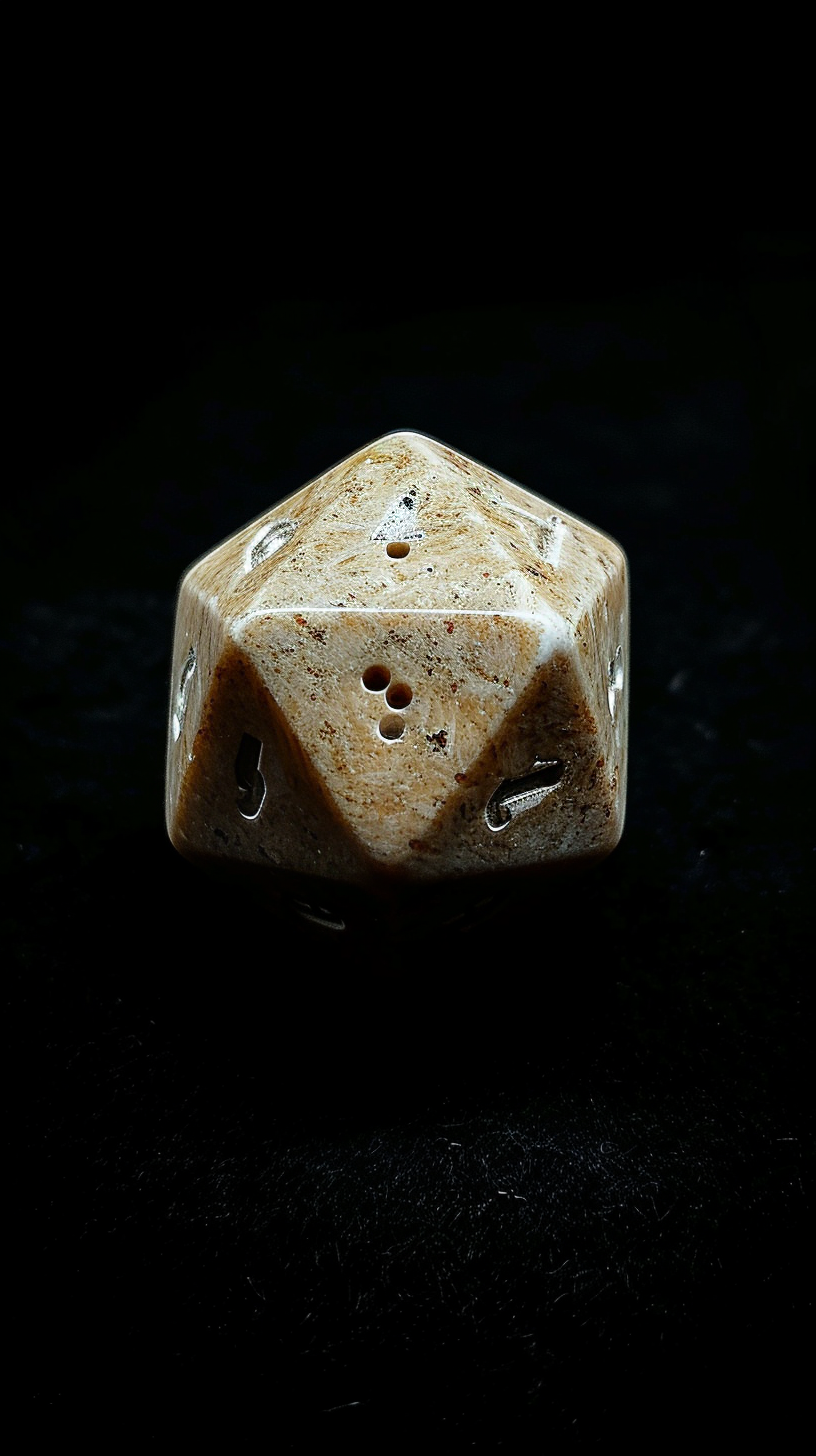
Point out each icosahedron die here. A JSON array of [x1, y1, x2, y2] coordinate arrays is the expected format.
[[166, 431, 628, 896]]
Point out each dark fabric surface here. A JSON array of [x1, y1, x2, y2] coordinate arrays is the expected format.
[[5, 246, 814, 1443]]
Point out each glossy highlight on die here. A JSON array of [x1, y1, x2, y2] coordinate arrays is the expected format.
[[165, 431, 629, 904]]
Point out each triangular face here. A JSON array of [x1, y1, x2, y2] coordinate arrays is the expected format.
[[409, 647, 623, 877], [168, 640, 375, 884], [185, 431, 616, 631], [233, 607, 548, 873]]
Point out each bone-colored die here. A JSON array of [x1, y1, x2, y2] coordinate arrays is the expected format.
[[166, 431, 629, 922]]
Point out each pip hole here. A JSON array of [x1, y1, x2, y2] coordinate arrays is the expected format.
[[362, 663, 414, 741], [362, 541, 415, 740]]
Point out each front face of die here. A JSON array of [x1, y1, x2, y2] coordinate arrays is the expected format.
[[166, 432, 628, 889]]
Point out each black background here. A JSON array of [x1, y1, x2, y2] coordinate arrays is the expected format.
[[5, 240, 814, 1444]]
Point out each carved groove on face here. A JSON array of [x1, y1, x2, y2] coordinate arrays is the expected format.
[[485, 759, 564, 833]]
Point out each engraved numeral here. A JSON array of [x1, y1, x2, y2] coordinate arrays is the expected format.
[[248, 519, 297, 570], [172, 647, 196, 742], [608, 645, 624, 719], [485, 759, 563, 832], [235, 734, 266, 819]]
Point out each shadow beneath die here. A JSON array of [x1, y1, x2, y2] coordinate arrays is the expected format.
[[13, 819, 811, 1443]]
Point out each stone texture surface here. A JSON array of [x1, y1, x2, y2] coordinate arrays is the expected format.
[[166, 431, 629, 897]]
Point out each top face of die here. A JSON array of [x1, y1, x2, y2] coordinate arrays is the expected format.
[[168, 432, 628, 883], [183, 430, 625, 631]]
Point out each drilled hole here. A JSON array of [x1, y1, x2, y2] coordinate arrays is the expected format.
[[386, 682, 413, 710], [362, 664, 391, 692], [386, 541, 410, 559], [379, 713, 405, 740]]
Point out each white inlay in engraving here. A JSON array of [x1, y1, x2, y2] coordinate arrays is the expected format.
[[248, 519, 297, 570], [540, 515, 567, 568], [608, 645, 624, 719], [485, 759, 564, 832], [372, 492, 424, 544], [172, 647, 196, 742]]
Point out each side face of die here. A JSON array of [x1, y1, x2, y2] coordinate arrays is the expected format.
[[166, 431, 628, 891]]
